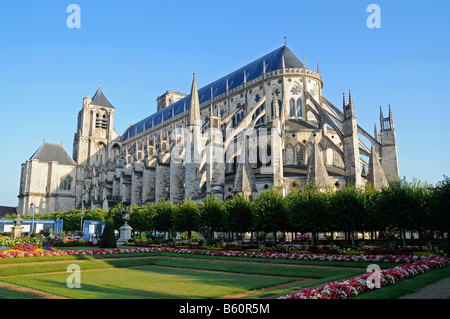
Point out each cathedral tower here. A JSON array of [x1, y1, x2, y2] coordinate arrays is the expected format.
[[72, 86, 117, 209], [379, 106, 399, 183], [73, 86, 116, 167]]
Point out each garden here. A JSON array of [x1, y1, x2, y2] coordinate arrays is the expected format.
[[0, 177, 449, 300]]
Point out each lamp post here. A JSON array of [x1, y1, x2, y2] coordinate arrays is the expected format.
[[30, 203, 36, 235], [80, 211, 85, 231]]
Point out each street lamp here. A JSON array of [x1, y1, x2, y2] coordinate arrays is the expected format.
[[30, 203, 36, 235], [80, 211, 85, 231]]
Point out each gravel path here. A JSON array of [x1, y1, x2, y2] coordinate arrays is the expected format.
[[399, 277, 450, 299]]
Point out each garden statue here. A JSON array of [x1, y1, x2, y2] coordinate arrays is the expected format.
[[12, 214, 24, 238], [122, 205, 131, 225], [117, 205, 133, 246]]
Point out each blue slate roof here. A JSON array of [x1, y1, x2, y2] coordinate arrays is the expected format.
[[92, 87, 115, 109], [123, 45, 303, 140]]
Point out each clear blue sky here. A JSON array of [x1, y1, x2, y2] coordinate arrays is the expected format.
[[0, 0, 449, 207]]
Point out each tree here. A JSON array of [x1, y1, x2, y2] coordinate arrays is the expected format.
[[252, 187, 289, 244], [331, 184, 366, 246], [99, 210, 117, 248], [363, 183, 383, 240], [287, 183, 330, 247], [224, 195, 255, 241], [375, 178, 425, 249], [172, 200, 200, 241], [152, 200, 175, 240], [129, 204, 152, 238], [431, 176, 450, 238], [199, 194, 226, 243]]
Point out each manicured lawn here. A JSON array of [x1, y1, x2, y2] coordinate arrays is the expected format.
[[155, 251, 401, 269], [0, 254, 364, 299], [0, 264, 293, 299], [0, 288, 38, 299], [2, 249, 445, 299]]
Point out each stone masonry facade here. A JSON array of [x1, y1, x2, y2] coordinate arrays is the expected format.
[[17, 45, 399, 215]]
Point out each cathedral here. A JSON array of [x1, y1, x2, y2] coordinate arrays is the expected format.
[[17, 45, 399, 215]]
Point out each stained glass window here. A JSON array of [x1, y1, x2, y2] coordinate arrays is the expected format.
[[290, 99, 295, 118], [297, 99, 303, 117]]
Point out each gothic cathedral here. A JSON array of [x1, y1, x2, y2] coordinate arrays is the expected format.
[[18, 45, 399, 215]]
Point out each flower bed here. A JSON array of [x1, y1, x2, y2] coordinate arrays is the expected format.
[[0, 236, 46, 247], [1, 246, 449, 269], [279, 255, 450, 299]]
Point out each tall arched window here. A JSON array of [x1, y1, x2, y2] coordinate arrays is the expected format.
[[266, 145, 272, 167], [296, 99, 303, 118], [59, 175, 72, 191], [289, 99, 295, 118]]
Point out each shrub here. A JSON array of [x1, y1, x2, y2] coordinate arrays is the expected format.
[[99, 210, 117, 249]]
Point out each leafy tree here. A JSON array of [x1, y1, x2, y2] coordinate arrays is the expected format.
[[375, 178, 425, 249], [152, 200, 175, 240], [287, 183, 330, 247], [431, 176, 450, 237], [83, 208, 107, 222], [59, 210, 84, 232], [199, 194, 226, 243], [331, 184, 366, 246], [129, 204, 152, 236], [224, 195, 255, 241], [172, 200, 200, 241], [252, 187, 288, 244], [363, 183, 384, 240]]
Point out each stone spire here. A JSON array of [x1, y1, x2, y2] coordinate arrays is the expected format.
[[188, 73, 201, 127], [306, 140, 330, 189], [342, 91, 363, 188], [347, 90, 355, 118], [388, 104, 394, 129], [379, 106, 383, 126], [185, 73, 203, 200], [367, 146, 389, 190], [233, 134, 258, 198]]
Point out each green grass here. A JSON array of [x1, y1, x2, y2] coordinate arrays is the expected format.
[[2, 250, 445, 299], [147, 257, 364, 279], [0, 288, 38, 299], [0, 265, 292, 299], [0, 254, 363, 299], [0, 256, 362, 279], [154, 251, 401, 269]]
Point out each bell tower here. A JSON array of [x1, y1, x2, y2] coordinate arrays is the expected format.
[[73, 85, 116, 167]]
